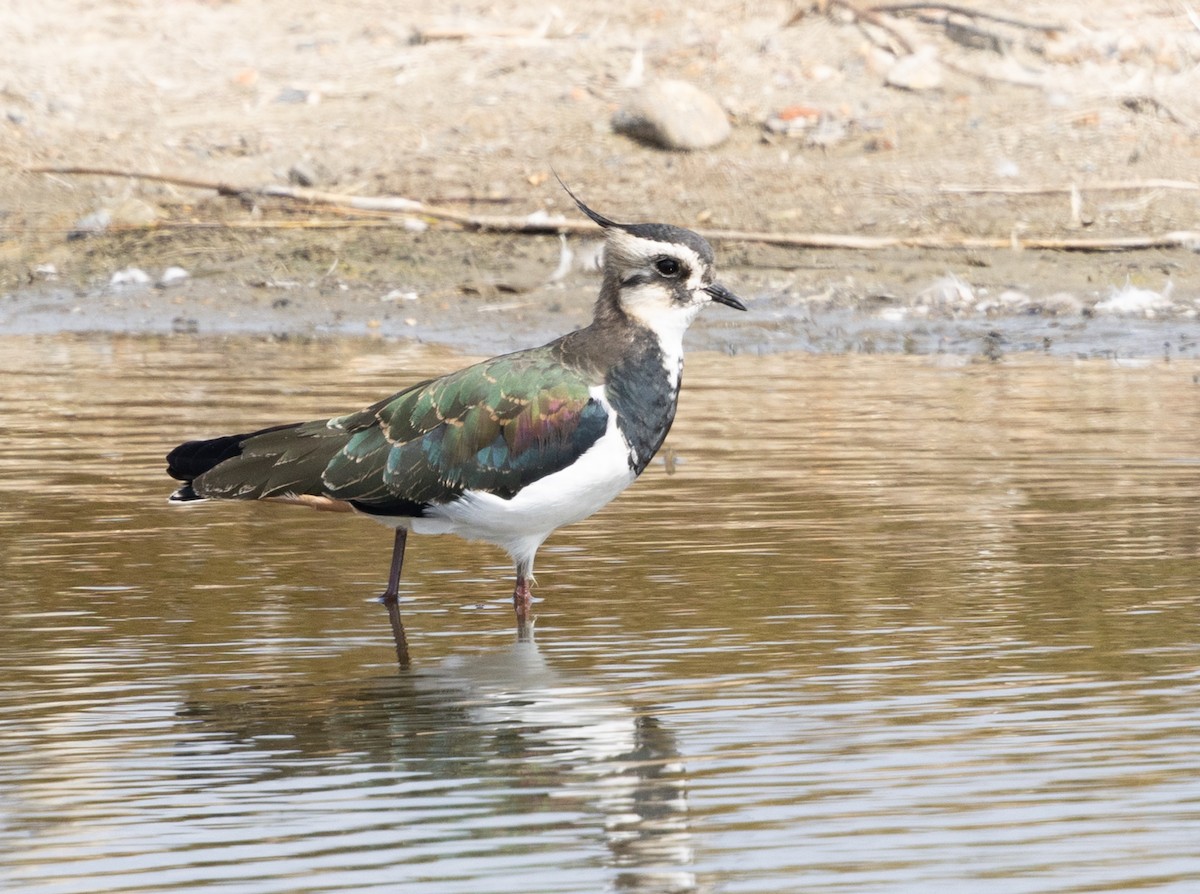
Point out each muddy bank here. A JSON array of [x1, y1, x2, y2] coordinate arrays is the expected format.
[[5, 226, 1198, 359], [3, 2, 1199, 357]]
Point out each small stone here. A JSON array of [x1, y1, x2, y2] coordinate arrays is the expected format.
[[111, 267, 151, 286], [917, 274, 974, 310], [231, 67, 259, 88], [288, 163, 316, 187], [805, 116, 848, 149], [381, 289, 418, 302], [111, 198, 163, 227], [994, 159, 1020, 179], [763, 107, 818, 137], [68, 208, 111, 240], [885, 49, 944, 91], [1038, 292, 1084, 316], [33, 263, 58, 280], [612, 79, 731, 151], [159, 266, 190, 286], [275, 87, 319, 105], [1094, 281, 1174, 316]]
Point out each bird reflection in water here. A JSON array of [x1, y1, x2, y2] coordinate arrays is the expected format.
[[181, 636, 697, 892]]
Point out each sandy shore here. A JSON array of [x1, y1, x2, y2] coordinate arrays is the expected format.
[[3, 1, 1199, 356]]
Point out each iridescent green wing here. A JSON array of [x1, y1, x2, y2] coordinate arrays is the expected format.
[[321, 350, 609, 511]]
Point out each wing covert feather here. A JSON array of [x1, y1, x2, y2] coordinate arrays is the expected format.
[[321, 352, 609, 510]]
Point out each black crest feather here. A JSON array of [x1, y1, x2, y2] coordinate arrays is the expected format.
[[554, 170, 626, 231], [553, 169, 716, 266]]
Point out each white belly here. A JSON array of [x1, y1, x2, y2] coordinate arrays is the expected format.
[[409, 388, 638, 568]]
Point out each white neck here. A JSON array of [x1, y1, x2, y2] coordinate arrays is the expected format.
[[621, 286, 699, 387]]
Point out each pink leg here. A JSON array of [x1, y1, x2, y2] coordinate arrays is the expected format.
[[513, 570, 533, 635]]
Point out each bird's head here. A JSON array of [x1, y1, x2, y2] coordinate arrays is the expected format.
[[563, 184, 746, 337]]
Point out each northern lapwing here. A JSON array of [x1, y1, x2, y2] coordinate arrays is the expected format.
[[166, 189, 745, 633]]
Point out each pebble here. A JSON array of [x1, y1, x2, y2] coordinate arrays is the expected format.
[[68, 208, 112, 240], [764, 106, 863, 150], [917, 274, 974, 310], [763, 104, 824, 137], [612, 79, 731, 151], [158, 266, 190, 287], [1038, 292, 1084, 316], [111, 267, 151, 286], [976, 289, 1032, 315], [111, 198, 163, 227], [994, 159, 1020, 179], [381, 289, 418, 302], [275, 87, 319, 105], [68, 200, 164, 241], [288, 164, 317, 187], [1094, 281, 1174, 316], [885, 49, 944, 92]]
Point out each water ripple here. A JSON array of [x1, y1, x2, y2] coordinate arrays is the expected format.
[[2, 336, 1200, 893]]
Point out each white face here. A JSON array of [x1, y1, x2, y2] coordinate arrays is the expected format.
[[606, 230, 713, 340]]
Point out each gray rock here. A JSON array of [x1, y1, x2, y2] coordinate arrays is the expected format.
[[111, 267, 151, 286], [68, 208, 111, 240], [885, 49, 944, 92], [158, 266, 190, 287], [612, 79, 731, 151], [275, 87, 317, 105], [111, 198, 163, 227], [288, 163, 317, 187]]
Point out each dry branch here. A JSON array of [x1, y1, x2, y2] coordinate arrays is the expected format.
[[23, 165, 598, 234], [699, 228, 1200, 252], [870, 3, 1064, 33], [825, 0, 915, 54], [22, 164, 1200, 253], [935, 179, 1200, 195], [814, 1, 1047, 88], [1121, 95, 1200, 133]]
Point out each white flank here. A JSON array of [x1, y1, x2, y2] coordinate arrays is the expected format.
[[409, 387, 637, 572]]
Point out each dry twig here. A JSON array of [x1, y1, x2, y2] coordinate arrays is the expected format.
[[1120, 96, 1200, 134], [806, 0, 1069, 88], [23, 164, 1200, 253], [828, 0, 915, 54], [870, 3, 1064, 33], [935, 179, 1200, 195], [24, 165, 598, 234]]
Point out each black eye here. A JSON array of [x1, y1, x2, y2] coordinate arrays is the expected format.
[[654, 257, 681, 277]]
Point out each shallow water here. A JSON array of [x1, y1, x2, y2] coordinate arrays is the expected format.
[[2, 334, 1199, 893]]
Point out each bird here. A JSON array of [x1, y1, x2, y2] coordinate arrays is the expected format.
[[166, 188, 745, 632]]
